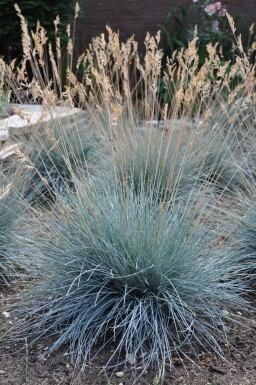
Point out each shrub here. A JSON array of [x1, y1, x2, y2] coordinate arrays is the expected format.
[[0, 0, 76, 61], [10, 177, 249, 379], [161, 1, 234, 67]]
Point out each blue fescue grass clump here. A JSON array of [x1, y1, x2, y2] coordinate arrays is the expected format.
[[10, 177, 249, 379], [111, 127, 245, 203], [21, 116, 100, 205], [200, 140, 245, 192], [112, 130, 197, 200], [232, 189, 256, 288], [207, 101, 256, 183], [0, 177, 22, 284]]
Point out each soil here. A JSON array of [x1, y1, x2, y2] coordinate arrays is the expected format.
[[1, 288, 256, 385]]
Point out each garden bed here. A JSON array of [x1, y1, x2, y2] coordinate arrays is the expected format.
[[1, 9, 256, 385], [1, 291, 256, 384]]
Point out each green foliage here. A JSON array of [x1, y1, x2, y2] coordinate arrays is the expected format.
[[191, 1, 234, 62], [160, 6, 188, 54], [0, 0, 76, 60], [160, 2, 234, 66]]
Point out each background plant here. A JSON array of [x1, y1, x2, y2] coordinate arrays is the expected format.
[[18, 114, 101, 206], [206, 97, 256, 183], [0, 0, 76, 61], [109, 120, 246, 207], [161, 1, 234, 67], [230, 187, 256, 289], [0, 175, 22, 284]]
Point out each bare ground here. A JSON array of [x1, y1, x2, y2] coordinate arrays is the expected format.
[[1, 289, 256, 385]]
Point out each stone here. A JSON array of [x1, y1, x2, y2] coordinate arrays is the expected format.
[[115, 371, 124, 378], [0, 143, 21, 160], [0, 370, 6, 375], [0, 104, 88, 142], [7, 104, 85, 137], [0, 120, 9, 141], [2, 311, 10, 318]]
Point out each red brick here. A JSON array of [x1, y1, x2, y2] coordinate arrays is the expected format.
[[76, 0, 256, 52]]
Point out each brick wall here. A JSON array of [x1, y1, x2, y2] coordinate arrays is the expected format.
[[75, 0, 256, 52]]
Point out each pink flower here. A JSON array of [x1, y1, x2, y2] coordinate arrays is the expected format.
[[219, 8, 227, 16], [204, 4, 216, 16], [214, 2, 222, 11], [212, 20, 219, 31]]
